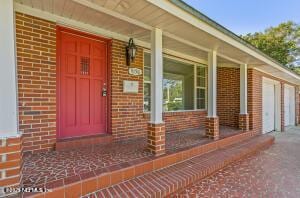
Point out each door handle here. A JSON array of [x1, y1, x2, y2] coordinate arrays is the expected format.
[[102, 83, 107, 96]]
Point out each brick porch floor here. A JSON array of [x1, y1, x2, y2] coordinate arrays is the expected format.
[[174, 126, 300, 197], [22, 127, 240, 188], [82, 134, 274, 198]]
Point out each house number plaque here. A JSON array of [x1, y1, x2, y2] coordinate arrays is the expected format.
[[129, 68, 142, 76]]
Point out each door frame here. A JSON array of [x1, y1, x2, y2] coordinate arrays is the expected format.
[[284, 84, 296, 126], [262, 77, 281, 133], [56, 26, 112, 139]]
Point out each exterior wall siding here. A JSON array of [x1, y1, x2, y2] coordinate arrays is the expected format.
[[143, 111, 207, 133], [110, 40, 147, 139], [16, 13, 56, 154], [248, 69, 263, 133], [0, 136, 22, 195], [163, 111, 207, 132], [248, 68, 299, 133], [217, 67, 240, 128]]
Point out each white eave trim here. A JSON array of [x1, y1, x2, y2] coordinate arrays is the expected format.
[[147, 0, 300, 82], [254, 67, 298, 85]]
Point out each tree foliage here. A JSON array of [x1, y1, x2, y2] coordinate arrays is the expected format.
[[242, 21, 300, 69]]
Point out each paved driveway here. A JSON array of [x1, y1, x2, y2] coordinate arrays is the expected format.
[[175, 126, 300, 198]]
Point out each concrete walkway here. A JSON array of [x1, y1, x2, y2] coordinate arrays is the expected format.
[[175, 126, 300, 198]]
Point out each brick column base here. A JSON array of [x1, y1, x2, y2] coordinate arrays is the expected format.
[[239, 114, 249, 131], [205, 117, 219, 140], [0, 136, 22, 197], [147, 123, 165, 156]]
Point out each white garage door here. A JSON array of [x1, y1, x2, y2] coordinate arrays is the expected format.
[[284, 85, 295, 126], [263, 82, 275, 133]]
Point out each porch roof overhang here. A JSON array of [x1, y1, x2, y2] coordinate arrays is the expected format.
[[15, 0, 300, 85]]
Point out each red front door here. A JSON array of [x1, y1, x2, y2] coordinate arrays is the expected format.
[[58, 29, 108, 139]]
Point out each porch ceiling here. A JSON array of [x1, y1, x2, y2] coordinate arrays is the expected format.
[[15, 0, 300, 84]]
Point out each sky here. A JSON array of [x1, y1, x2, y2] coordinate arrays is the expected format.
[[183, 0, 300, 35]]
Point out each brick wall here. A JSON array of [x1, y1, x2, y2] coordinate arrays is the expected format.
[[143, 111, 207, 133], [0, 136, 22, 196], [248, 69, 263, 133], [248, 69, 299, 134], [163, 111, 207, 132], [110, 40, 148, 140], [217, 67, 240, 128], [16, 13, 56, 154]]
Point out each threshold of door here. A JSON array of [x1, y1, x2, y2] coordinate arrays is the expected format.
[[56, 133, 113, 151]]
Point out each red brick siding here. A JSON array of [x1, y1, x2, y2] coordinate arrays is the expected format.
[[0, 136, 22, 196], [205, 117, 219, 140], [163, 111, 207, 132], [143, 111, 207, 133], [248, 69, 298, 133], [110, 40, 147, 139], [217, 67, 240, 128], [248, 69, 263, 133], [16, 13, 56, 154], [147, 123, 166, 156]]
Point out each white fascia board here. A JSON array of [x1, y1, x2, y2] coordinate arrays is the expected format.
[[162, 49, 207, 65], [164, 32, 243, 65], [146, 0, 300, 82], [255, 68, 298, 85], [262, 76, 280, 85]]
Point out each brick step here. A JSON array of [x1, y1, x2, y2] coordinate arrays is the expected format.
[[83, 135, 274, 198], [55, 134, 113, 151], [25, 130, 258, 198]]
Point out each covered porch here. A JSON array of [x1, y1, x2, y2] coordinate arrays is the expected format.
[[11, 0, 253, 156]]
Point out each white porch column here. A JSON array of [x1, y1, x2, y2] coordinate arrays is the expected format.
[[206, 51, 219, 140], [239, 64, 249, 131], [240, 64, 248, 114], [0, 0, 22, 194], [207, 50, 217, 117], [150, 28, 163, 124], [0, 0, 18, 138], [148, 28, 165, 156]]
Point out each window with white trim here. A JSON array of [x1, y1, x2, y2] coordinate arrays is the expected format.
[[144, 53, 207, 112]]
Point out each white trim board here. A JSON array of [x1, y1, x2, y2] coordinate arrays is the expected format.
[[147, 0, 300, 82], [262, 77, 281, 132], [254, 68, 298, 86]]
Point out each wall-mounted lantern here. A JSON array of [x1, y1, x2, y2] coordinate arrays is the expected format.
[[126, 38, 137, 66]]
